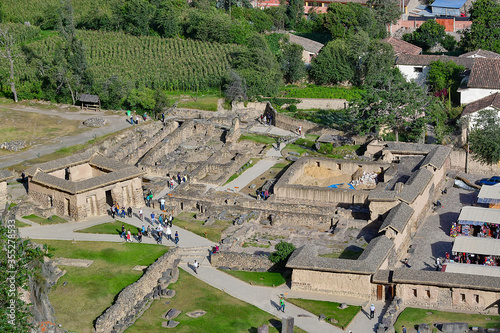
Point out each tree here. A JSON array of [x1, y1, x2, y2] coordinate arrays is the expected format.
[[0, 26, 18, 102], [368, 0, 401, 26], [286, 0, 304, 29], [269, 241, 296, 264], [468, 109, 500, 165], [459, 0, 500, 53], [309, 39, 354, 85], [281, 42, 306, 83], [324, 3, 386, 39], [224, 70, 247, 102], [349, 68, 429, 142], [116, 0, 156, 36], [427, 60, 465, 104], [403, 19, 445, 50]]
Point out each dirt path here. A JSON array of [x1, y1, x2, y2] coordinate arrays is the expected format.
[[0, 103, 134, 170]]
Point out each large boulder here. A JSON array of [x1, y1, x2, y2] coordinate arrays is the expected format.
[[164, 308, 181, 320], [441, 322, 469, 333], [418, 323, 431, 333], [162, 320, 179, 328]]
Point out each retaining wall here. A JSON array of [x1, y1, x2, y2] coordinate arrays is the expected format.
[[210, 252, 273, 271]]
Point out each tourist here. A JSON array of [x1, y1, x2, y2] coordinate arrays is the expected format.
[[126, 230, 131, 242], [298, 125, 302, 136], [279, 297, 285, 312], [121, 224, 126, 239], [130, 115, 134, 125], [402, 325, 407, 333], [160, 197, 165, 211], [436, 257, 441, 271], [177, 173, 181, 184], [174, 231, 179, 246], [159, 214, 163, 226], [143, 113, 147, 121], [151, 211, 156, 224], [139, 208, 143, 221], [166, 226, 172, 241], [135, 115, 139, 125], [120, 208, 126, 219], [168, 214, 173, 227], [127, 206, 132, 218], [138, 230, 142, 243], [193, 260, 199, 274], [141, 224, 146, 236], [369, 304, 375, 319], [146, 225, 152, 238]]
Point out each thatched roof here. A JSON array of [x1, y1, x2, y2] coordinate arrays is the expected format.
[[79, 94, 100, 104]]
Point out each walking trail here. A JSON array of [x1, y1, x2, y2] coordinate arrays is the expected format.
[[0, 104, 135, 169], [18, 204, 385, 333]]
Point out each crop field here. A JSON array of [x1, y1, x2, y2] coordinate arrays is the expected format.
[[8, 29, 243, 92]]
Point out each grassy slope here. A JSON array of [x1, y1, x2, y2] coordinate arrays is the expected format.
[[75, 220, 140, 235], [220, 270, 287, 287], [173, 212, 231, 243], [22, 214, 67, 225], [37, 240, 169, 333]]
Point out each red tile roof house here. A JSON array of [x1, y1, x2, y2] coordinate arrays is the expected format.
[[459, 92, 500, 144], [459, 58, 500, 104], [383, 37, 422, 56]]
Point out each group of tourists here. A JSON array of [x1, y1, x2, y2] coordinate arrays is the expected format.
[[260, 114, 273, 125], [126, 110, 146, 125], [451, 252, 498, 266], [450, 222, 500, 239], [111, 203, 133, 219]]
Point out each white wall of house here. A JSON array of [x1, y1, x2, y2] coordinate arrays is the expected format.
[[461, 88, 500, 104], [397, 65, 430, 86]]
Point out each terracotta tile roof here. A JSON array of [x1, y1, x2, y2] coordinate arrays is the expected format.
[[462, 92, 500, 117], [287, 33, 324, 54], [467, 58, 500, 89], [459, 49, 500, 59], [395, 54, 475, 68], [383, 37, 422, 56]]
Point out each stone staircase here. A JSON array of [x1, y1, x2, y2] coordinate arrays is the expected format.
[[178, 246, 213, 267]]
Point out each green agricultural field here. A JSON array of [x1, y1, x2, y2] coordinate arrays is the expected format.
[[35, 240, 169, 333]]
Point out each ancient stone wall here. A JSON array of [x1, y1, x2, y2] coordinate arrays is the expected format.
[[0, 181, 7, 210], [449, 148, 500, 175], [291, 269, 372, 298], [95, 248, 181, 333], [210, 252, 273, 271]]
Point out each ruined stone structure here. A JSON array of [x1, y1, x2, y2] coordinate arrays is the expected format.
[[25, 152, 145, 221], [0, 169, 14, 210]]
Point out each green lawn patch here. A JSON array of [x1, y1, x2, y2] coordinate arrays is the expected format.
[[33, 240, 169, 333], [173, 212, 231, 243], [394, 307, 500, 333], [15, 220, 30, 228], [283, 143, 309, 156], [8, 202, 17, 210], [75, 220, 140, 235], [283, 84, 365, 101], [22, 214, 67, 225], [319, 248, 363, 260], [286, 298, 360, 329], [164, 91, 220, 111], [224, 159, 260, 185], [220, 270, 287, 287], [127, 268, 305, 333], [242, 241, 271, 248], [239, 134, 276, 145]]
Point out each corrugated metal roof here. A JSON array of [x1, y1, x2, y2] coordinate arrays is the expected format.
[[430, 0, 467, 9], [478, 184, 500, 201], [452, 236, 500, 256], [458, 206, 500, 225], [444, 262, 500, 277]]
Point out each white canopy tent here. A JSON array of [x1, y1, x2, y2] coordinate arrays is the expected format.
[[458, 206, 500, 226], [452, 236, 500, 256]]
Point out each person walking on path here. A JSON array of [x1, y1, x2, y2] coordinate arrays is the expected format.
[[146, 225, 151, 237], [369, 304, 375, 319], [142, 224, 146, 237], [126, 230, 131, 243], [279, 297, 285, 312], [402, 325, 407, 333], [121, 224, 126, 239], [139, 209, 143, 221], [160, 197, 165, 211], [193, 260, 199, 274], [174, 231, 179, 246], [151, 212, 156, 224], [166, 226, 172, 242], [436, 257, 441, 271], [138, 230, 143, 243]]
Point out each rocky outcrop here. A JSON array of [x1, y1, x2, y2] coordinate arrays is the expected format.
[[94, 248, 181, 333]]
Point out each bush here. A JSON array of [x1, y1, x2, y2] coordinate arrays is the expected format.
[[288, 104, 297, 112], [441, 34, 456, 51], [269, 241, 296, 264]]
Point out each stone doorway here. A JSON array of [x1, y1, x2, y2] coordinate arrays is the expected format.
[[105, 190, 113, 207]]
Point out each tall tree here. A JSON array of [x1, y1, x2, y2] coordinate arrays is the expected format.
[[309, 39, 354, 85], [459, 0, 500, 53], [286, 0, 304, 29], [403, 19, 445, 50], [468, 109, 500, 165], [368, 0, 401, 26], [281, 42, 306, 83], [349, 69, 429, 142], [0, 26, 18, 102], [427, 60, 465, 104]]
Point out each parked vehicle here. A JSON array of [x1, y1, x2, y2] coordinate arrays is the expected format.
[[477, 176, 500, 186]]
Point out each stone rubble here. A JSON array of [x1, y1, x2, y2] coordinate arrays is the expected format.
[[0, 140, 27, 151]]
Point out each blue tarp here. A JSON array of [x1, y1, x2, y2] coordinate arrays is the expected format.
[[328, 183, 355, 190], [430, 0, 466, 9]]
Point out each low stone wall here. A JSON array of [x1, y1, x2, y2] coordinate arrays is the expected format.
[[210, 251, 273, 271], [94, 248, 181, 333]]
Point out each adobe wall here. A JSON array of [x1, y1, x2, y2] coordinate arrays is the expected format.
[[369, 200, 399, 221], [396, 283, 500, 315], [28, 181, 77, 219], [291, 269, 372, 299], [95, 248, 181, 333], [210, 252, 273, 271], [0, 181, 8, 209], [449, 148, 500, 175]]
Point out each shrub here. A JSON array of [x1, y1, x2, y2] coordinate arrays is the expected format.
[[288, 104, 297, 112], [269, 241, 296, 264]]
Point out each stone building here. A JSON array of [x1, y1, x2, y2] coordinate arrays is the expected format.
[[0, 169, 14, 210], [25, 152, 145, 221]]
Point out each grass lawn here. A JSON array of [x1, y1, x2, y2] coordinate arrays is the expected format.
[[76, 220, 140, 235], [286, 298, 361, 329], [34, 239, 169, 333], [8, 202, 17, 210], [0, 106, 86, 156], [173, 212, 231, 243], [165, 91, 220, 111], [22, 214, 67, 225], [220, 270, 288, 287], [394, 307, 500, 333], [283, 84, 365, 101], [127, 268, 305, 333], [15, 220, 31, 228], [224, 159, 260, 185], [319, 248, 363, 260], [239, 134, 276, 145]]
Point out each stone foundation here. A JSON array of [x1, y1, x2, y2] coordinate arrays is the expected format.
[[210, 252, 273, 271]]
